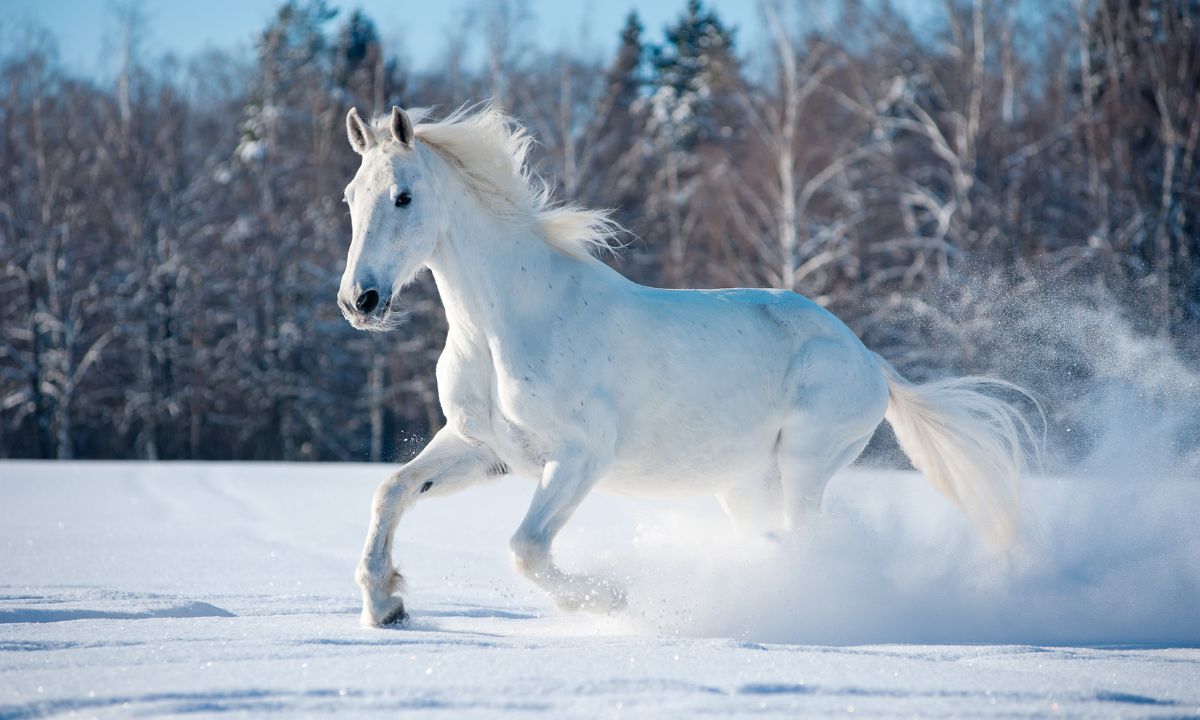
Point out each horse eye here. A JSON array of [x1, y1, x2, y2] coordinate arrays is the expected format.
[[395, 191, 412, 207]]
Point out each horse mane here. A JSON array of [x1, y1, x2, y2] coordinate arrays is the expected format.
[[368, 104, 622, 262]]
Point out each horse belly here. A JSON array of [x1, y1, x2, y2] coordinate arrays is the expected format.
[[596, 396, 783, 498], [598, 435, 777, 498]]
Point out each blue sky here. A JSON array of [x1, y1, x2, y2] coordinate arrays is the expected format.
[[6, 0, 771, 74]]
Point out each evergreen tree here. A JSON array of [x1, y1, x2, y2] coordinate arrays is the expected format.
[[648, 0, 739, 151], [335, 9, 378, 74], [333, 9, 388, 110], [643, 0, 741, 285], [589, 12, 650, 222], [607, 12, 645, 118], [231, 0, 352, 459]]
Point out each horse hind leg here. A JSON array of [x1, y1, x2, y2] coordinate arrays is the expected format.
[[716, 469, 785, 537], [777, 425, 875, 534], [777, 341, 889, 534]]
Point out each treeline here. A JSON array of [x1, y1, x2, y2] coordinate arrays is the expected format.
[[1, 0, 1197, 461]]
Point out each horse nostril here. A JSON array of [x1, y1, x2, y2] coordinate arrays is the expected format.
[[355, 288, 380, 314]]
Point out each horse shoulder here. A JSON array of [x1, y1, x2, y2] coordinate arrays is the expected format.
[[435, 333, 495, 445]]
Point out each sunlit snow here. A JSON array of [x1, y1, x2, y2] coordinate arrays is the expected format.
[[1, 461, 1197, 718]]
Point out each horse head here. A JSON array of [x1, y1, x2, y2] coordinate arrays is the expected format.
[[339, 106, 437, 332]]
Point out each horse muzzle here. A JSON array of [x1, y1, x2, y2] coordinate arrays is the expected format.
[[339, 283, 396, 331]]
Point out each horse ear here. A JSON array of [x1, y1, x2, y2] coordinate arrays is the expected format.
[[346, 107, 371, 154], [391, 106, 414, 147]]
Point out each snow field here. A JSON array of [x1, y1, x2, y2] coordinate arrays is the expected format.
[[1, 461, 1197, 718]]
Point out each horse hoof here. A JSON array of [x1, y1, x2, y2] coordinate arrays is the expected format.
[[557, 585, 627, 614], [362, 597, 408, 627], [380, 606, 410, 626]]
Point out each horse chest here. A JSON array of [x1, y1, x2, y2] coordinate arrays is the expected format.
[[438, 350, 556, 474], [488, 407, 550, 473]]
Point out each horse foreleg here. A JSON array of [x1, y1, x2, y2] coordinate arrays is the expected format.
[[509, 456, 625, 613], [356, 428, 503, 627]]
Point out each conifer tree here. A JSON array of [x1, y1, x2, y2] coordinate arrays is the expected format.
[[644, 0, 741, 284]]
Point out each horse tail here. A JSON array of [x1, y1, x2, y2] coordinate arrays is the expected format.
[[875, 354, 1040, 551]]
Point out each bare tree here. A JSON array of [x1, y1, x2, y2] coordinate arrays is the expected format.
[[1, 0, 1198, 460]]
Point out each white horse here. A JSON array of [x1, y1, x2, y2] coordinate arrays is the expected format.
[[339, 104, 1036, 627]]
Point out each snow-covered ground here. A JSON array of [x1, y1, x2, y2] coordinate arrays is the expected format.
[[1, 461, 1197, 718]]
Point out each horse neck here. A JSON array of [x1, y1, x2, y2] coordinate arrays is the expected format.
[[425, 193, 579, 346]]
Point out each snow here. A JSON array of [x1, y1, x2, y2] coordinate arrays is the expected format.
[[1, 460, 1198, 718]]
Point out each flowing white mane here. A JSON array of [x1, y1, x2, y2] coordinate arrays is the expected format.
[[368, 105, 622, 262]]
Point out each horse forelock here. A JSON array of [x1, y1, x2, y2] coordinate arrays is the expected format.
[[367, 104, 623, 261]]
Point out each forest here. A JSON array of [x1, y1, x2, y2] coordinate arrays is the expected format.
[[1, 0, 1197, 463]]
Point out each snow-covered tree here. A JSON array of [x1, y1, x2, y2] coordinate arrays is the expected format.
[[2, 0, 1199, 460], [643, 0, 741, 285]]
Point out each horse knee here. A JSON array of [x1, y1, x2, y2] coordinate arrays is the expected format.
[[371, 469, 423, 511]]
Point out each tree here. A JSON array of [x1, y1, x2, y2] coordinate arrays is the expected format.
[[0, 44, 119, 459], [728, 1, 881, 297], [593, 13, 653, 224], [644, 0, 741, 285], [2, 0, 1199, 461], [1076, 0, 1200, 337]]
